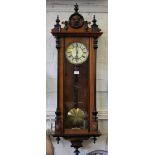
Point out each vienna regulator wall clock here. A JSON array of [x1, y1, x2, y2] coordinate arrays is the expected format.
[[51, 4, 103, 155]]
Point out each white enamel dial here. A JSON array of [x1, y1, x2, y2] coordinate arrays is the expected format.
[[65, 42, 89, 65]]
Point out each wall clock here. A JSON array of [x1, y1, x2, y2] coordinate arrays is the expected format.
[[51, 3, 103, 155]]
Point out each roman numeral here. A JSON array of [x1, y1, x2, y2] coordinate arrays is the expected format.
[[78, 43, 81, 48], [73, 43, 76, 47], [69, 45, 73, 49]]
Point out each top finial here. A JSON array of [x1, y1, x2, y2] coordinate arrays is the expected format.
[[74, 3, 79, 13]]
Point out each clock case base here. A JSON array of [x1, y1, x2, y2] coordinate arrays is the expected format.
[[52, 132, 101, 155]]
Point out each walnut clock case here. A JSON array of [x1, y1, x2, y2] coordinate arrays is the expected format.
[[51, 4, 103, 155]]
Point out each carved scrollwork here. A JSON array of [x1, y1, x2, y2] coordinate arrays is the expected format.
[[84, 21, 90, 31], [62, 21, 69, 30]]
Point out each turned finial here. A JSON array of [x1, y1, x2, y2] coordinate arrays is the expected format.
[[92, 15, 97, 25], [56, 15, 60, 24], [54, 15, 61, 32], [74, 3, 79, 13]]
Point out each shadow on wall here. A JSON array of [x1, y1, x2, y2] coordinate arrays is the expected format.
[[46, 130, 54, 155]]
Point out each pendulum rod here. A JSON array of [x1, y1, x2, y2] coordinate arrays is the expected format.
[[73, 65, 79, 108]]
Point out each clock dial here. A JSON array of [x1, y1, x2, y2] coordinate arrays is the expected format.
[[65, 42, 89, 65]]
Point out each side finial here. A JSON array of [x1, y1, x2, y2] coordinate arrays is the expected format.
[[74, 3, 79, 13], [92, 15, 97, 25], [54, 15, 61, 32], [92, 15, 100, 32], [56, 15, 60, 24]]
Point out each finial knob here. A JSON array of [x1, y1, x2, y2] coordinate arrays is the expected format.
[[74, 3, 79, 13]]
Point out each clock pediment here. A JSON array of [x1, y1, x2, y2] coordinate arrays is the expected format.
[[52, 3, 103, 37]]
